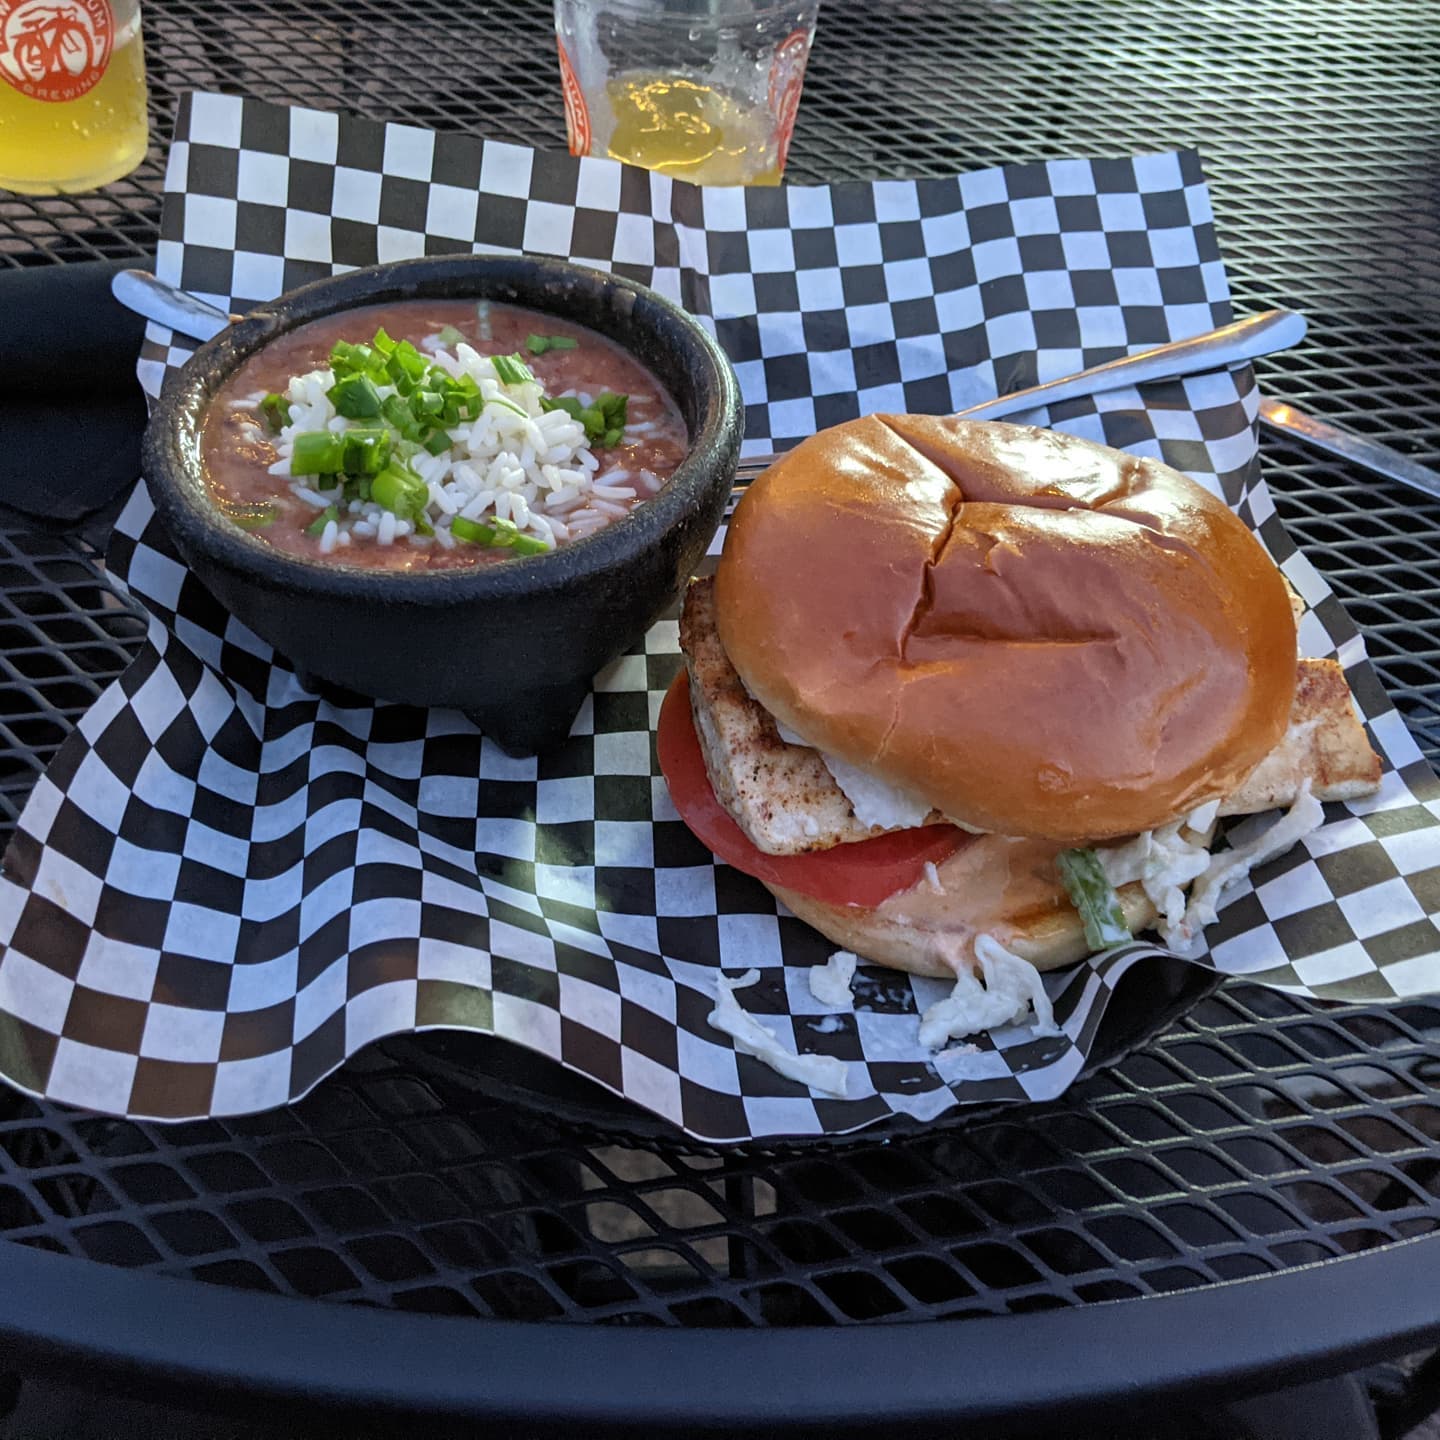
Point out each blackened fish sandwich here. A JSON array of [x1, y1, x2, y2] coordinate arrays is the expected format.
[[659, 417, 1381, 1039]]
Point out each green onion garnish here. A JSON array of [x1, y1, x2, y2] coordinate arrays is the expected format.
[[437, 324, 465, 346], [290, 431, 345, 475], [229, 504, 277, 530], [491, 353, 534, 387], [487, 394, 528, 418], [1057, 849, 1133, 951], [381, 392, 424, 443], [525, 333, 580, 356], [537, 392, 627, 446], [340, 427, 392, 476], [330, 373, 383, 419], [304, 505, 339, 537], [449, 516, 488, 544], [422, 429, 453, 456], [259, 393, 291, 432], [449, 515, 549, 555], [370, 463, 429, 520], [371, 327, 396, 356]]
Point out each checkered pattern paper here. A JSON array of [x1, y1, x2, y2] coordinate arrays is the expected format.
[[1, 93, 1437, 1143]]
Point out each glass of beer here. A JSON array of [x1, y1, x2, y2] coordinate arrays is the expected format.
[[0, 0, 149, 194], [554, 0, 820, 187]]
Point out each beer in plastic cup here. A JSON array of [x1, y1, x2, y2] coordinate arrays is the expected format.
[[554, 0, 820, 187], [0, 0, 148, 194]]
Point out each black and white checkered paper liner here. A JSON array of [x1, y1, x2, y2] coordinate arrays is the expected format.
[[1, 93, 1438, 1141]]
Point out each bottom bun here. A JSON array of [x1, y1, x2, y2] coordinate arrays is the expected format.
[[768, 841, 1160, 979]]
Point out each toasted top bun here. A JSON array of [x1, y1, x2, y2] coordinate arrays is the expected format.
[[715, 417, 1297, 843]]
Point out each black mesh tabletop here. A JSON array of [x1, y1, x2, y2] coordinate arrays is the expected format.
[[3, 0, 1440, 1430]]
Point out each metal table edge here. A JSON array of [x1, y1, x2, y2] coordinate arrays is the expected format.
[[2, 1229, 1439, 1429]]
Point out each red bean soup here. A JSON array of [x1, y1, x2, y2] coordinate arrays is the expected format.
[[202, 301, 690, 571]]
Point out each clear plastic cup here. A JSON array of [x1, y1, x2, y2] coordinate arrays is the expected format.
[[0, 0, 149, 194], [554, 0, 820, 187]]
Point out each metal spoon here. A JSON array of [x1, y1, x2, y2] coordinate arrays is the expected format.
[[113, 266, 1310, 469], [112, 268, 236, 342], [113, 264, 1304, 395], [112, 266, 1440, 501]]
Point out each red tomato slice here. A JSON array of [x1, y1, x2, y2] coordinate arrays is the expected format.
[[656, 671, 970, 908]]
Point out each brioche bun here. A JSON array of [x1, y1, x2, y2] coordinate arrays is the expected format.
[[715, 417, 1296, 843]]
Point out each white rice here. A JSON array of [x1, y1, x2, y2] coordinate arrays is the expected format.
[[271, 342, 658, 553]]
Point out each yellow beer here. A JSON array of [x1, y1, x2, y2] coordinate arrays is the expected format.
[[0, 0, 148, 194], [605, 72, 782, 187]]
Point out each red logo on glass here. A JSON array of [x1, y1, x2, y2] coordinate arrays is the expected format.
[[0, 0, 114, 102], [767, 28, 811, 172], [556, 37, 592, 157]]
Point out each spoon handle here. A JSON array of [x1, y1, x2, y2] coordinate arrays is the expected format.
[[113, 266, 1309, 438], [955, 308, 1308, 420], [111, 269, 235, 343]]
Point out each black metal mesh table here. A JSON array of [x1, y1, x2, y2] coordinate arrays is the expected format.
[[3, 1, 1440, 1432]]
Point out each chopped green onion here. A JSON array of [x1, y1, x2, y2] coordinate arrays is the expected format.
[[370, 463, 429, 520], [413, 515, 435, 537], [538, 391, 626, 446], [484, 515, 547, 554], [304, 505, 339, 537], [422, 429, 453, 456], [487, 394, 528, 418], [596, 391, 628, 423], [1056, 849, 1133, 951], [491, 353, 534, 387], [525, 333, 580, 355], [449, 514, 549, 555], [449, 516, 489, 544], [381, 392, 424, 442], [290, 431, 345, 475], [331, 373, 383, 419], [340, 427, 392, 476], [259, 392, 291, 432], [228, 504, 277, 530], [371, 327, 396, 356], [384, 340, 428, 394], [437, 324, 466, 346]]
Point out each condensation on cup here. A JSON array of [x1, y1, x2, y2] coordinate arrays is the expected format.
[[554, 0, 819, 187], [0, 0, 149, 194]]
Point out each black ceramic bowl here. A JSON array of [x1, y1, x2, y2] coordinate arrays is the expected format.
[[142, 255, 742, 751]]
